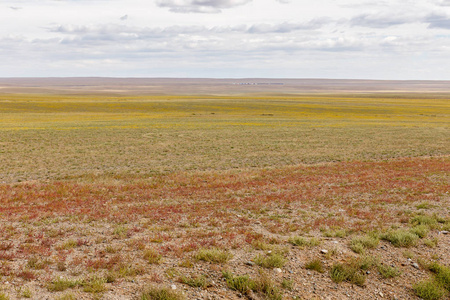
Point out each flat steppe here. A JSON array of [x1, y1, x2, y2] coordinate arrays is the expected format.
[[0, 78, 449, 300]]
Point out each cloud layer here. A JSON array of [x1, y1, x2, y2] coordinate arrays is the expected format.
[[156, 0, 252, 13], [1, 0, 450, 79]]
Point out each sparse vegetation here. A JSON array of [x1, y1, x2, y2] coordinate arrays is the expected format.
[[179, 275, 210, 288], [144, 248, 162, 265], [330, 262, 366, 286], [141, 286, 185, 300], [378, 264, 401, 278], [414, 279, 447, 300], [304, 258, 325, 273], [223, 270, 282, 300], [0, 92, 449, 299], [349, 234, 379, 254], [194, 248, 232, 264], [288, 236, 320, 248], [254, 253, 286, 269], [382, 229, 419, 247]]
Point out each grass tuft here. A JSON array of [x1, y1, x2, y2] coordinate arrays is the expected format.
[[329, 260, 367, 286], [377, 264, 401, 278], [349, 234, 379, 254], [144, 248, 162, 265], [414, 279, 447, 300], [288, 236, 320, 248], [194, 248, 232, 264], [141, 286, 185, 300], [179, 275, 210, 288], [304, 258, 325, 273], [382, 229, 419, 247], [254, 253, 286, 269]]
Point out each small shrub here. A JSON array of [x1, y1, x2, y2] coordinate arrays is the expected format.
[[281, 279, 293, 290], [47, 278, 80, 292], [144, 248, 162, 264], [424, 238, 439, 248], [254, 253, 286, 268], [429, 263, 450, 291], [349, 235, 379, 254], [27, 256, 50, 270], [253, 271, 282, 300], [179, 275, 210, 288], [82, 276, 107, 293], [113, 225, 129, 239], [377, 264, 401, 278], [141, 286, 185, 300], [382, 229, 419, 247], [304, 259, 324, 273], [410, 225, 430, 238], [0, 293, 9, 300], [58, 239, 77, 250], [223, 271, 254, 294], [21, 287, 32, 298], [411, 215, 438, 228], [330, 263, 366, 286], [414, 279, 447, 300], [222, 271, 282, 300], [288, 236, 320, 248], [416, 202, 433, 210], [194, 248, 232, 264], [322, 228, 348, 238], [358, 255, 378, 271]]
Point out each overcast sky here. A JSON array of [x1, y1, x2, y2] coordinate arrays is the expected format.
[[1, 0, 450, 79]]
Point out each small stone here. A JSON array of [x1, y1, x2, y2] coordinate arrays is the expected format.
[[274, 268, 282, 273], [441, 231, 449, 235], [407, 258, 412, 262], [267, 250, 272, 254], [320, 249, 328, 254], [379, 292, 384, 298], [366, 271, 371, 275], [412, 263, 420, 269], [171, 284, 177, 290], [246, 261, 255, 266]]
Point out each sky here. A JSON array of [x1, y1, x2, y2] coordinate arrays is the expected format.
[[1, 0, 450, 79]]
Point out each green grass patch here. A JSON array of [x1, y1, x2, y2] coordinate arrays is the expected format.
[[141, 286, 185, 300], [349, 234, 379, 254], [47, 278, 80, 292], [377, 264, 401, 278], [288, 236, 320, 248], [222, 271, 282, 300], [254, 253, 286, 269], [179, 275, 210, 288], [330, 263, 366, 286], [414, 279, 447, 300], [194, 248, 232, 264], [304, 258, 325, 273], [144, 248, 162, 264], [382, 229, 419, 247]]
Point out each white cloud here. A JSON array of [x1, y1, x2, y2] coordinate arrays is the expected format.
[[155, 0, 252, 13], [0, 0, 449, 78]]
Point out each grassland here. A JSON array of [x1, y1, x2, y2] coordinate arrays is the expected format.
[[1, 94, 448, 182], [0, 92, 449, 299]]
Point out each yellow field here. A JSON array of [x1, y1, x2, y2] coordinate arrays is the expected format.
[[0, 94, 449, 182]]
